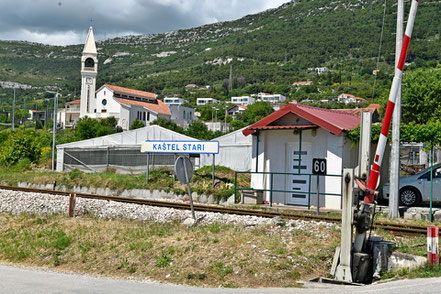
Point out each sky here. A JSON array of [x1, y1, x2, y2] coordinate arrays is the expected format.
[[0, 0, 289, 46]]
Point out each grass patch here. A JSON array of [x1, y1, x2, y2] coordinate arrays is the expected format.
[[0, 212, 339, 288]]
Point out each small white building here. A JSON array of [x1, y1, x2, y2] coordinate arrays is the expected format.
[[256, 92, 286, 103], [242, 103, 362, 210], [197, 98, 220, 106], [163, 97, 188, 106], [28, 110, 45, 122], [337, 93, 367, 104], [231, 96, 255, 106], [227, 104, 247, 116], [57, 100, 81, 128], [169, 105, 196, 127], [204, 122, 230, 133]]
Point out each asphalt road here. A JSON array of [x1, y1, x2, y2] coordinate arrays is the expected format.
[[1, 264, 441, 294]]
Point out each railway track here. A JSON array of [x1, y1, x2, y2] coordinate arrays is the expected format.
[[0, 185, 432, 236]]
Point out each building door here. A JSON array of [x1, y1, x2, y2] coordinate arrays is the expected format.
[[287, 143, 312, 206]]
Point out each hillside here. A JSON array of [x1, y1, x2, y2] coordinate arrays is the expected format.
[[0, 0, 440, 109]]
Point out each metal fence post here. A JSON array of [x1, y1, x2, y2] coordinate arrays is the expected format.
[[146, 153, 150, 184], [212, 154, 215, 187], [316, 175, 320, 216], [270, 173, 273, 207], [234, 172, 238, 203], [308, 174, 312, 210]]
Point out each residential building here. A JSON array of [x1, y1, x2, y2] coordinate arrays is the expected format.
[[204, 121, 230, 133], [227, 104, 247, 116], [196, 98, 220, 106], [57, 100, 81, 128], [292, 81, 313, 86], [28, 110, 45, 122], [185, 84, 197, 89], [256, 92, 286, 103], [230, 96, 255, 106], [169, 105, 196, 127], [308, 67, 330, 75], [337, 93, 367, 104], [163, 97, 188, 106]]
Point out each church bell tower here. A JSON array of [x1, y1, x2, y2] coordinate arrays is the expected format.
[[80, 26, 98, 118]]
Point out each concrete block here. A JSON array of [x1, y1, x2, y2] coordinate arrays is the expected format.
[[242, 191, 263, 204], [388, 252, 426, 272], [434, 210, 441, 223]]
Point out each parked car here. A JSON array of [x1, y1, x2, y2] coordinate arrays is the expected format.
[[382, 163, 441, 206]]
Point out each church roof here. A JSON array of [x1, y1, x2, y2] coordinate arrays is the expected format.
[[105, 84, 157, 99], [83, 27, 97, 55], [102, 84, 169, 115], [243, 103, 360, 136], [114, 98, 171, 116]]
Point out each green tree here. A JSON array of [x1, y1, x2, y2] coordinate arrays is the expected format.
[[184, 120, 214, 140], [130, 119, 145, 130], [150, 118, 184, 133], [402, 68, 441, 124]]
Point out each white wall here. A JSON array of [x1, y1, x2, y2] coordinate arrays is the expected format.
[[200, 127, 252, 171], [250, 128, 357, 209]]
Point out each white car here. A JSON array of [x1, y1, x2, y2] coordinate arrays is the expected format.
[[382, 163, 441, 206]]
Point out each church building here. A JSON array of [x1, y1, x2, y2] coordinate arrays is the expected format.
[[65, 27, 170, 130]]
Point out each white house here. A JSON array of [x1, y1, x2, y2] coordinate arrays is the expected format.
[[227, 104, 247, 117], [57, 100, 81, 128], [230, 96, 255, 106], [28, 110, 45, 122], [197, 98, 220, 106], [337, 93, 367, 104], [308, 67, 330, 75], [163, 97, 188, 106], [242, 103, 362, 210], [93, 84, 171, 130], [256, 92, 286, 103]]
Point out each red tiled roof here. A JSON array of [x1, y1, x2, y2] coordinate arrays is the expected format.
[[249, 125, 317, 131], [105, 84, 156, 99], [366, 104, 381, 111], [243, 103, 360, 136], [238, 105, 247, 110], [292, 81, 313, 85], [114, 97, 171, 115], [66, 100, 81, 104]]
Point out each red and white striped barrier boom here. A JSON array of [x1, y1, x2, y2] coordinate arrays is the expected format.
[[427, 226, 439, 266], [364, 0, 420, 203]]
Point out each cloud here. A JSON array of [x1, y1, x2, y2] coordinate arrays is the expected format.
[[0, 0, 289, 45]]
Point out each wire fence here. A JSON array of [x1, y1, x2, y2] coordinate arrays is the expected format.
[[62, 146, 198, 174]]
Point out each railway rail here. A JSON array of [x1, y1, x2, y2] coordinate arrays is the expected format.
[[0, 185, 433, 236]]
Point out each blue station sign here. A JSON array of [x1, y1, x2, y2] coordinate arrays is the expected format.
[[141, 140, 219, 154]]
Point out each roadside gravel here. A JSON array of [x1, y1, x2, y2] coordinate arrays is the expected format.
[[0, 189, 337, 236]]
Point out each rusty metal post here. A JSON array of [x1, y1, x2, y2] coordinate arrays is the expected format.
[[68, 193, 76, 217]]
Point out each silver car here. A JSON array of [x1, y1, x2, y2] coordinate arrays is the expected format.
[[382, 163, 441, 206]]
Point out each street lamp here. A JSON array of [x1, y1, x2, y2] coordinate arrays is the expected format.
[[51, 89, 58, 171]]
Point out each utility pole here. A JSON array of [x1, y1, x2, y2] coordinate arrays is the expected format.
[[51, 89, 58, 172], [389, 0, 404, 219], [12, 88, 16, 131], [228, 64, 233, 92]]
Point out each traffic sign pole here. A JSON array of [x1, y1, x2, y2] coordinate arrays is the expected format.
[[183, 157, 196, 220]]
